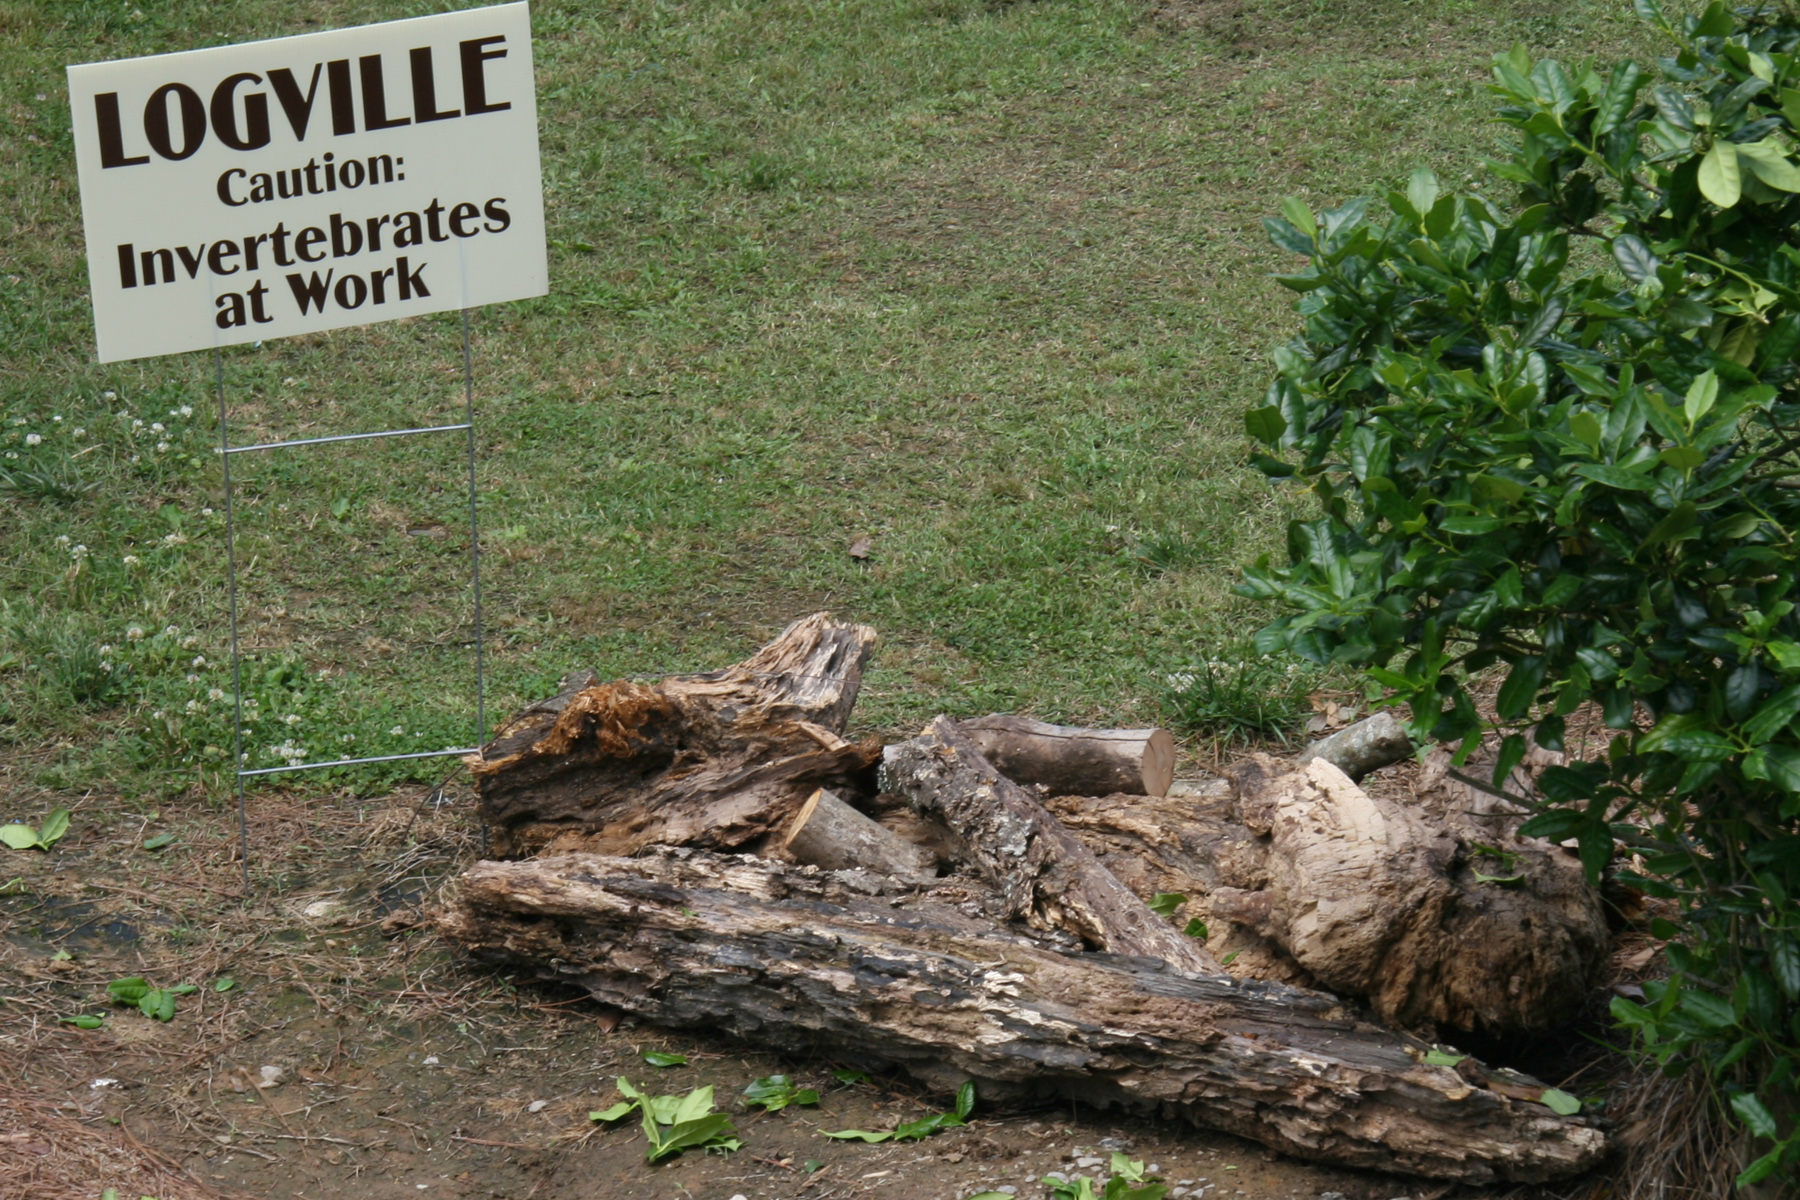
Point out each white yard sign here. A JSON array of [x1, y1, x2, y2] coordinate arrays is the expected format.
[[68, 3, 546, 363]]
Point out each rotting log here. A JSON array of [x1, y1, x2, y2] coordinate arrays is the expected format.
[[471, 614, 880, 857], [435, 850, 1608, 1184], [1211, 755, 1609, 1034], [961, 714, 1176, 797], [781, 788, 937, 882], [882, 717, 1217, 974]]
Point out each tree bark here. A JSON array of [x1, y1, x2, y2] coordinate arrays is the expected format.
[[1296, 711, 1413, 782], [882, 717, 1217, 974], [435, 850, 1607, 1184], [781, 788, 937, 882], [471, 614, 880, 857], [960, 715, 1176, 797]]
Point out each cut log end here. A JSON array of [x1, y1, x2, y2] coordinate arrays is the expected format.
[[782, 788, 937, 882]]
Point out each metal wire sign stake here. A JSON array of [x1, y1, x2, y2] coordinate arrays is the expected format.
[[65, 4, 548, 885]]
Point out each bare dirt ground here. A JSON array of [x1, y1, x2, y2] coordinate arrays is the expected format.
[[0, 763, 1633, 1200]]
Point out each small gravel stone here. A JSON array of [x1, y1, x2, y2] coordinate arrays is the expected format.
[[527, 1100, 548, 1113], [1076, 1157, 1104, 1169], [1099, 1137, 1130, 1152]]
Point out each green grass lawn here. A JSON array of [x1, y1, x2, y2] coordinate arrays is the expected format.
[[0, 0, 1652, 799]]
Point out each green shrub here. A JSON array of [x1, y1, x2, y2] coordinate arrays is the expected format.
[[1243, 0, 1800, 1184]]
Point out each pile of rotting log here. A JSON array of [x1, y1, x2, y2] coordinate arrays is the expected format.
[[433, 614, 1613, 1184]]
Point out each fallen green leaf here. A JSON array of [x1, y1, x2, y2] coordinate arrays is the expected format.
[[1539, 1087, 1582, 1115], [1424, 1049, 1467, 1067], [1146, 892, 1187, 917], [61, 1014, 104, 1029], [142, 832, 177, 850], [641, 1050, 687, 1067], [214, 977, 236, 992]]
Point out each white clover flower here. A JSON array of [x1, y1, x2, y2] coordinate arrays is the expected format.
[[180, 636, 198, 649], [69, 544, 89, 560], [283, 713, 301, 726], [150, 422, 165, 433], [126, 625, 145, 640], [99, 644, 112, 655], [390, 725, 405, 736], [155, 441, 170, 453], [72, 428, 85, 438], [4, 453, 15, 460], [191, 655, 206, 667], [340, 733, 355, 742], [161, 533, 186, 546], [103, 391, 116, 401], [208, 688, 223, 701], [185, 699, 200, 713], [283, 377, 297, 386], [54, 534, 69, 546], [186, 673, 199, 684], [51, 415, 61, 423], [201, 507, 214, 516], [24, 433, 41, 446], [163, 625, 178, 637], [178, 405, 193, 417], [9, 417, 22, 425], [151, 710, 164, 719], [99, 661, 113, 673], [131, 419, 143, 429], [130, 455, 140, 463]]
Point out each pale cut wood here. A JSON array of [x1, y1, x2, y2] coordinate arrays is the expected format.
[[882, 717, 1216, 974], [962, 714, 1176, 797], [782, 788, 937, 881], [436, 850, 1608, 1184], [471, 614, 879, 857]]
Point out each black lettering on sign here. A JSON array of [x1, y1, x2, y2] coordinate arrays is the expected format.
[[460, 37, 511, 115], [144, 83, 206, 160], [95, 93, 149, 168], [268, 64, 323, 140], [211, 73, 270, 151]]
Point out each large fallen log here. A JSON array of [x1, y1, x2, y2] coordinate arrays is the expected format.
[[1034, 756, 1609, 1034], [471, 614, 881, 857], [435, 850, 1608, 1184], [960, 714, 1176, 797], [882, 717, 1216, 974]]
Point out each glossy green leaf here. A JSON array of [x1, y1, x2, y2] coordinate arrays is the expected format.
[[642, 1050, 688, 1067], [1731, 1091, 1779, 1139], [1423, 1049, 1467, 1066], [1279, 196, 1317, 239], [955, 1080, 977, 1121], [1612, 234, 1660, 283], [1700, 141, 1743, 207], [1244, 405, 1285, 445], [142, 832, 176, 850], [1684, 370, 1719, 425], [0, 825, 40, 851]]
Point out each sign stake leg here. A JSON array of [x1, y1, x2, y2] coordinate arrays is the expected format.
[[216, 348, 251, 890]]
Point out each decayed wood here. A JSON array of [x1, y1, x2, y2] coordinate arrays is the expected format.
[[882, 717, 1217, 974], [471, 614, 880, 857], [1296, 711, 1413, 781], [782, 788, 936, 881], [436, 850, 1608, 1184], [961, 715, 1176, 797], [1211, 754, 1609, 1033]]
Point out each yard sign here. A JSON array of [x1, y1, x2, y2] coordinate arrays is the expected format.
[[68, 2, 546, 362]]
